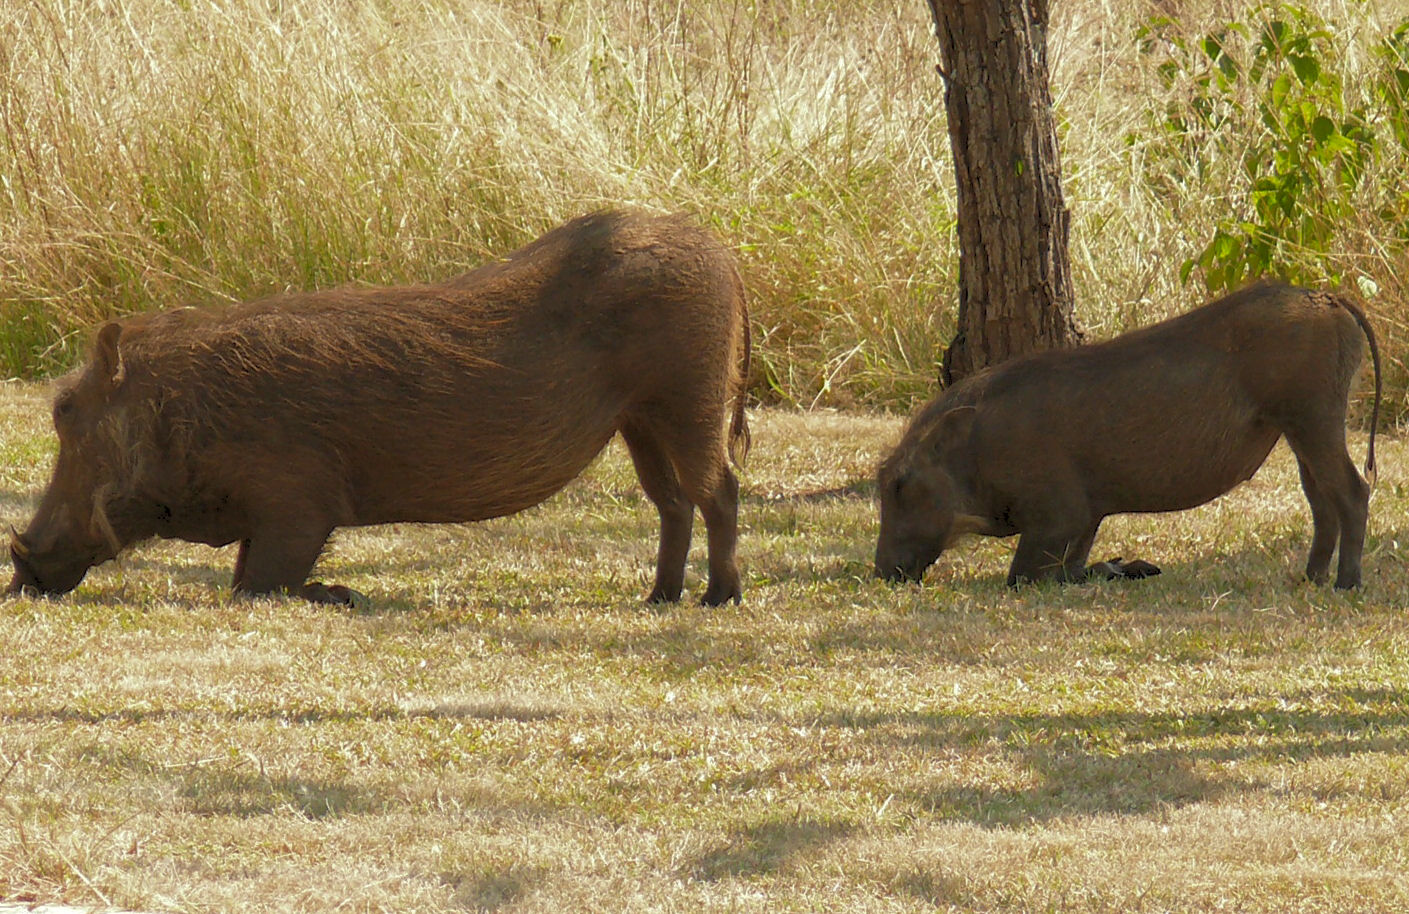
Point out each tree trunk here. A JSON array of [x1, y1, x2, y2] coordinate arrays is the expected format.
[[927, 0, 1082, 385]]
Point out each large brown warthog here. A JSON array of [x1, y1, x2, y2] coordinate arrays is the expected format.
[[876, 282, 1380, 589], [9, 211, 751, 605]]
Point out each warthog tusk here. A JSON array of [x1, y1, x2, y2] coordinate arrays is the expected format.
[[90, 498, 122, 557]]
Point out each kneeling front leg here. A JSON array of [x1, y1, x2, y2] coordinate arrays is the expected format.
[[232, 524, 344, 604], [1007, 521, 1159, 585], [1007, 520, 1100, 586]]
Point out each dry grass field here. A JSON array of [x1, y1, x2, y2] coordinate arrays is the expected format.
[[2, 385, 1408, 912]]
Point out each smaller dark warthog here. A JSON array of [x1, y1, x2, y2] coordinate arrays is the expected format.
[[876, 282, 1380, 589], [9, 211, 751, 604]]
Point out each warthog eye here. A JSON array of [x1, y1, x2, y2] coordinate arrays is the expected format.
[[53, 392, 76, 423]]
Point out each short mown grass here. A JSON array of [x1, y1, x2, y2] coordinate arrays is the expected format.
[[2, 385, 1407, 912]]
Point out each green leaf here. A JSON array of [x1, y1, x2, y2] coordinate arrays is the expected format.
[[1217, 52, 1239, 83], [1310, 115, 1336, 145], [1290, 53, 1321, 85], [1322, 132, 1357, 156]]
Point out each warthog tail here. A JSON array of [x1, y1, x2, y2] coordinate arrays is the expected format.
[[727, 273, 753, 468], [1335, 291, 1382, 486]]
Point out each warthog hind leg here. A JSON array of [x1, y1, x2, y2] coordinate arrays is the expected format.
[[1285, 426, 1369, 589], [621, 423, 695, 604], [622, 412, 742, 606]]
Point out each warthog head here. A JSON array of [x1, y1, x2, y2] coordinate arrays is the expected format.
[[874, 405, 997, 583], [8, 323, 139, 597]]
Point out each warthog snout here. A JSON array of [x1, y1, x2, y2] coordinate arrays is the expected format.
[[7, 532, 96, 597], [875, 546, 931, 584]]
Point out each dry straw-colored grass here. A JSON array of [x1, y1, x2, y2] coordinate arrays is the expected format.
[[0, 0, 953, 406], [2, 0, 1407, 414], [1, 387, 1408, 912]]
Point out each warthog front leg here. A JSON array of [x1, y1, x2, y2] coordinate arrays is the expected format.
[[232, 523, 343, 603], [1009, 519, 1161, 585], [1007, 516, 1099, 586]]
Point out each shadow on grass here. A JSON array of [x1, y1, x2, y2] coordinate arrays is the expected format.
[[442, 865, 551, 911], [742, 478, 876, 503], [15, 687, 1409, 830], [801, 690, 1409, 826], [687, 817, 856, 880], [180, 765, 380, 818], [410, 531, 1379, 682], [64, 715, 575, 825], [12, 701, 561, 726], [73, 741, 387, 818], [7, 511, 1406, 835]]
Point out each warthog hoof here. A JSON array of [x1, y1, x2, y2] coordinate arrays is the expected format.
[[1088, 557, 1162, 581], [302, 582, 369, 607]]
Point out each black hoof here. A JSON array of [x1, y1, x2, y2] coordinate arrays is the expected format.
[[303, 581, 368, 607], [1089, 557, 1162, 580]]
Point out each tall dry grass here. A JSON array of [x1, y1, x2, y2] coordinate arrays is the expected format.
[[1, 0, 1407, 414]]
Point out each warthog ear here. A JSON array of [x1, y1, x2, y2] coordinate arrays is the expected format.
[[93, 321, 126, 387], [925, 405, 977, 463]]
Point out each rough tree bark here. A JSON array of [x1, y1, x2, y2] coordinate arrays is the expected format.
[[926, 0, 1083, 385]]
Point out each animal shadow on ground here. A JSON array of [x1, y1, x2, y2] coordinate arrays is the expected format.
[[9, 679, 1405, 846], [783, 685, 1409, 828], [742, 478, 876, 504], [442, 865, 552, 912], [7, 701, 565, 908], [685, 817, 856, 881], [21, 702, 574, 819]]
